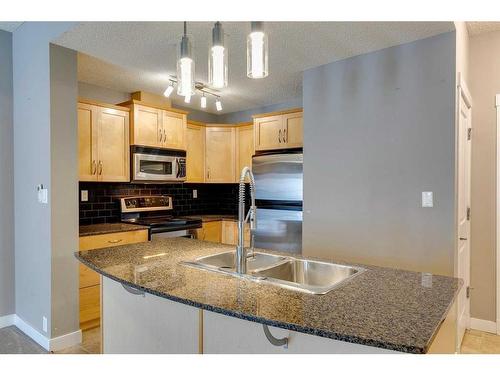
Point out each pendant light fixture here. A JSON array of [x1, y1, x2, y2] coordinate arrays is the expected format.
[[247, 21, 269, 79], [215, 98, 223, 112], [200, 93, 207, 109], [163, 81, 174, 97], [208, 22, 228, 89], [177, 22, 195, 97]]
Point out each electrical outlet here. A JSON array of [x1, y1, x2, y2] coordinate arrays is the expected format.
[[42, 316, 48, 332], [81, 190, 89, 202], [422, 192, 433, 208], [37, 184, 48, 204], [193, 189, 198, 199]]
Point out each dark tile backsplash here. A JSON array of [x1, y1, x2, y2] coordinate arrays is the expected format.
[[79, 182, 246, 226]]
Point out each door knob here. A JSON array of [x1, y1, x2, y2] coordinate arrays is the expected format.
[[460, 237, 467, 241]]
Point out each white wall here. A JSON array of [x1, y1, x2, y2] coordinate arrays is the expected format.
[[0, 30, 14, 318], [302, 32, 457, 275]]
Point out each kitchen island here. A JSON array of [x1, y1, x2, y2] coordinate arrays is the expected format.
[[75, 237, 461, 354]]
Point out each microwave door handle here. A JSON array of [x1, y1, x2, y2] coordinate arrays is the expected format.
[[176, 158, 180, 178]]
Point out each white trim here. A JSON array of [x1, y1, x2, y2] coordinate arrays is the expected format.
[[49, 329, 82, 352], [14, 315, 50, 350], [470, 318, 498, 334], [457, 73, 472, 108], [0, 314, 16, 329], [496, 94, 500, 335], [12, 315, 82, 351]]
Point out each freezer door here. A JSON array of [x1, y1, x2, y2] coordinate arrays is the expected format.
[[254, 208, 302, 254], [252, 153, 303, 202]]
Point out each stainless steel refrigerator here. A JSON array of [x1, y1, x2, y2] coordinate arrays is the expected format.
[[252, 151, 303, 254]]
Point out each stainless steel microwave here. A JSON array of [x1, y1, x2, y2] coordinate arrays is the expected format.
[[131, 146, 186, 183]]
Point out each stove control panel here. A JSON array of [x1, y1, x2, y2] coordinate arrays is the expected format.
[[120, 196, 173, 213]]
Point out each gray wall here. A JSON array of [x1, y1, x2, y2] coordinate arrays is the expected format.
[[13, 22, 77, 338], [78, 81, 130, 104], [50, 44, 79, 337], [0, 30, 15, 317], [217, 98, 303, 124], [303, 32, 456, 276]]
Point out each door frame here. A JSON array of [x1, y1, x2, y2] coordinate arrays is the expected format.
[[496, 94, 500, 335], [455, 73, 473, 350]]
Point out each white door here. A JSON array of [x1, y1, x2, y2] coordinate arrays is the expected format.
[[457, 87, 472, 348]]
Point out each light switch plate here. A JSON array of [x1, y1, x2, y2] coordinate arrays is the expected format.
[[193, 189, 198, 199], [422, 191, 433, 208], [81, 190, 89, 202], [37, 185, 48, 204]]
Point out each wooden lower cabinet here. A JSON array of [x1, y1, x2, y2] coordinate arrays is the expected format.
[[102, 277, 200, 353], [79, 229, 149, 330], [195, 221, 222, 243], [196, 220, 249, 246]]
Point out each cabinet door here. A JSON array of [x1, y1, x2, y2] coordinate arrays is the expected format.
[[205, 127, 236, 183], [282, 112, 303, 148], [201, 221, 222, 243], [221, 220, 238, 245], [78, 103, 98, 181], [254, 115, 283, 151], [97, 107, 130, 182], [186, 123, 205, 183], [236, 124, 254, 181], [132, 105, 161, 147], [162, 111, 186, 150]]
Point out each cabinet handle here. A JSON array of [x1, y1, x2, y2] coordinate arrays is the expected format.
[[121, 283, 145, 297], [92, 160, 97, 175], [278, 130, 282, 143], [108, 239, 123, 244], [159, 129, 163, 142], [283, 128, 287, 143], [98, 161, 103, 175], [163, 129, 167, 143], [207, 168, 210, 180], [262, 324, 288, 348]]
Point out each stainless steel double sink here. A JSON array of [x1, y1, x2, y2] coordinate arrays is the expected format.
[[182, 251, 365, 295]]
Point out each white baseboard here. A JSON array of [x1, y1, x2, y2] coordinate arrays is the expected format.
[[49, 328, 82, 352], [470, 318, 497, 334], [13, 315, 82, 351], [0, 314, 16, 329]]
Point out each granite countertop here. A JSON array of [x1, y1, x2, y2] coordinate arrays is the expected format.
[[75, 238, 461, 353], [185, 214, 238, 222], [79, 223, 149, 237]]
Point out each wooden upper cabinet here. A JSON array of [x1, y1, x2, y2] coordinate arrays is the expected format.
[[205, 126, 236, 183], [128, 101, 187, 150], [186, 122, 206, 183], [78, 103, 98, 181], [131, 104, 162, 148], [283, 112, 303, 148], [78, 100, 130, 182], [162, 111, 186, 150], [97, 108, 130, 182], [236, 124, 254, 181], [254, 115, 283, 151], [253, 110, 303, 151]]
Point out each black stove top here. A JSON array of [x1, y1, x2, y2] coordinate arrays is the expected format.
[[123, 216, 198, 228]]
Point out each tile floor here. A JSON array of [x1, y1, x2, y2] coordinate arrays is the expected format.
[[460, 329, 500, 354], [0, 325, 101, 354]]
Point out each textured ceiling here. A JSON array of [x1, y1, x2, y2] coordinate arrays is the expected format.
[[466, 22, 500, 37], [55, 22, 454, 114], [0, 22, 23, 32]]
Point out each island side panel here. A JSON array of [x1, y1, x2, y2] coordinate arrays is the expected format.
[[202, 310, 398, 354], [102, 277, 199, 354]]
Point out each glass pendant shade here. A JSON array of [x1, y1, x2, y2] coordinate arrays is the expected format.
[[247, 22, 268, 79], [208, 22, 228, 89], [177, 33, 195, 97]]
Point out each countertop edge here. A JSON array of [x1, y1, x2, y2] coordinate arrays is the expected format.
[[75, 253, 428, 354]]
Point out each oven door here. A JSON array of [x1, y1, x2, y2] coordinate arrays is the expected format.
[[133, 153, 182, 182]]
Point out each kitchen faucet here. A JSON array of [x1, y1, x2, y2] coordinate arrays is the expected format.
[[236, 166, 257, 274]]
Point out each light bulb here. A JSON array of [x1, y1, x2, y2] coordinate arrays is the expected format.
[[178, 57, 195, 96], [215, 98, 222, 112], [210, 45, 227, 88], [200, 95, 207, 109], [247, 22, 268, 79], [184, 94, 191, 104], [163, 84, 174, 97]]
